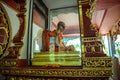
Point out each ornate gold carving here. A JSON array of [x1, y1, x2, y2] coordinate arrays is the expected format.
[[111, 18, 120, 41], [0, 57, 112, 79], [13, 0, 26, 45], [5, 76, 109, 80], [78, 0, 102, 57], [84, 41, 103, 53], [82, 37, 106, 57], [0, 67, 112, 77], [90, 24, 100, 37], [0, 27, 8, 44], [83, 57, 112, 68], [15, 0, 27, 12], [6, 76, 50, 80], [0, 1, 112, 79], [13, 14, 25, 44], [85, 0, 97, 19], [7, 45, 22, 58], [1, 0, 27, 58], [79, 0, 89, 4], [0, 27, 9, 56], [83, 37, 99, 42], [0, 59, 17, 67], [0, 3, 12, 59]]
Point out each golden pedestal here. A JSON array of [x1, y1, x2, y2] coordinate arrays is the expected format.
[[31, 51, 82, 66]]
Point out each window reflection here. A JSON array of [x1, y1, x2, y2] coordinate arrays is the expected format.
[[101, 35, 109, 56], [114, 35, 120, 61], [31, 0, 81, 66], [48, 7, 81, 53]]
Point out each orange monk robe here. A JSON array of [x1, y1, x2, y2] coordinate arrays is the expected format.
[[47, 30, 64, 52], [42, 29, 64, 52]]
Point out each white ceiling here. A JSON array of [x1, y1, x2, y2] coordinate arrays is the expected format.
[[42, 0, 78, 10]]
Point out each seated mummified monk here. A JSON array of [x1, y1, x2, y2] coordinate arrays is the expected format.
[[41, 21, 66, 52]]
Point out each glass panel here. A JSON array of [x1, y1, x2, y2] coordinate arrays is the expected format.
[[31, 0, 81, 67], [101, 35, 110, 56], [114, 34, 120, 62], [49, 7, 81, 52], [32, 8, 45, 58]]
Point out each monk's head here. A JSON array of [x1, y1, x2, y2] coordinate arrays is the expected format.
[[57, 21, 65, 32]]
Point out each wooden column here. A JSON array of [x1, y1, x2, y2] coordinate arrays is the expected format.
[[78, 0, 106, 57]]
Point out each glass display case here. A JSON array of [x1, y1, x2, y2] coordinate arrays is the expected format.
[[31, 0, 82, 66]]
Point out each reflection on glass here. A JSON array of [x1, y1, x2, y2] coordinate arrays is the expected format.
[[114, 35, 120, 61], [33, 24, 43, 52], [31, 0, 81, 66], [101, 35, 109, 56]]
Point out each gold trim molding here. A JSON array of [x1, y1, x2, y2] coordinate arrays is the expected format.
[[85, 0, 97, 19], [0, 59, 17, 67], [83, 57, 112, 68], [0, 57, 112, 79], [0, 67, 112, 77], [0, 3, 12, 59], [0, 0, 27, 58]]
